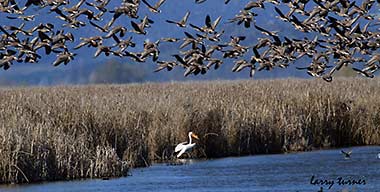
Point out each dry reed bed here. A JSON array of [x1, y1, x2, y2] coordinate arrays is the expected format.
[[0, 79, 380, 184]]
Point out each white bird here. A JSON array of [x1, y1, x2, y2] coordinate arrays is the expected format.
[[175, 131, 199, 158], [377, 153, 380, 159]]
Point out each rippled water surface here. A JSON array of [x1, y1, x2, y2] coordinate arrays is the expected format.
[[1, 146, 380, 192]]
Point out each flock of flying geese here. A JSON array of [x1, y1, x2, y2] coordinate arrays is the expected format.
[[0, 0, 379, 80]]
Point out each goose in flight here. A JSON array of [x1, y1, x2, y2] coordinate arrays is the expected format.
[[166, 11, 190, 28], [175, 132, 199, 158], [341, 150, 352, 159]]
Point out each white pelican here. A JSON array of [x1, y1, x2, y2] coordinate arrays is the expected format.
[[175, 132, 199, 158]]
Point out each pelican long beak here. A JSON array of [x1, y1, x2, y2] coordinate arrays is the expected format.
[[191, 133, 199, 140]]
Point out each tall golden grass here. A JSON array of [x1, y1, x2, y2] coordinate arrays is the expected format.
[[0, 78, 379, 184]]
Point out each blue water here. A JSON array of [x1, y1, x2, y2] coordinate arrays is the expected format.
[[1, 146, 379, 192]]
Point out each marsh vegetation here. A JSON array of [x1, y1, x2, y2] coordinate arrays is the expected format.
[[0, 78, 379, 184]]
